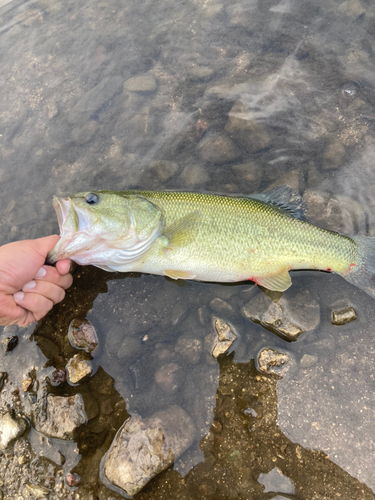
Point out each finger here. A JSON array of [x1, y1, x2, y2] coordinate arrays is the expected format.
[[27, 235, 61, 260], [55, 258, 73, 276], [13, 291, 54, 321], [20, 280, 66, 305], [33, 265, 73, 290]]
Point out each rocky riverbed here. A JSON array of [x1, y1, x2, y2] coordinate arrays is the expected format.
[[1, 0, 375, 497]]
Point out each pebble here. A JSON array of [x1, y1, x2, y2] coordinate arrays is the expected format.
[[0, 373, 7, 391], [2, 336, 18, 353], [149, 160, 179, 181], [154, 363, 182, 393], [257, 348, 292, 377], [331, 306, 358, 325], [0, 412, 28, 450], [21, 379, 34, 392], [180, 164, 210, 186], [188, 65, 214, 81], [51, 368, 66, 386], [123, 74, 157, 93], [198, 133, 241, 164], [66, 353, 93, 385], [231, 162, 262, 192], [212, 319, 237, 358], [68, 318, 98, 355], [66, 472, 81, 487], [103, 405, 195, 497], [117, 336, 142, 360], [33, 394, 87, 440], [175, 337, 202, 364], [300, 354, 318, 368], [225, 100, 270, 153], [322, 141, 346, 170]]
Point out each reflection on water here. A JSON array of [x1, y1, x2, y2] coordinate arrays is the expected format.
[[1, 0, 375, 497]]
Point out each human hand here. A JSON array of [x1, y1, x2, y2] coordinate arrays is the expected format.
[[0, 235, 73, 327]]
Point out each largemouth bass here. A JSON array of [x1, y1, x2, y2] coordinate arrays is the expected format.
[[47, 187, 375, 297]]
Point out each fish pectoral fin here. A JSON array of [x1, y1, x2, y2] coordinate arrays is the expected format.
[[255, 268, 292, 292], [164, 269, 196, 280], [163, 210, 201, 250]]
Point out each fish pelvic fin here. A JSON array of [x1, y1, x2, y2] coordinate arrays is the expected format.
[[253, 268, 292, 292], [341, 235, 375, 298], [164, 269, 196, 280], [163, 210, 202, 250]]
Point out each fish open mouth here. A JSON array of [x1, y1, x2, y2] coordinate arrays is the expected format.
[[46, 197, 79, 264]]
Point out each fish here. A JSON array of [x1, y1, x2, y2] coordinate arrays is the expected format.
[[47, 186, 375, 298]]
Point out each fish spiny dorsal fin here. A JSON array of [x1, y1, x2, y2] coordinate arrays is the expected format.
[[163, 210, 202, 249], [255, 268, 292, 292], [250, 185, 305, 221]]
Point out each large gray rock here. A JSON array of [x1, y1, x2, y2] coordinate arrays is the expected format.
[[103, 405, 195, 497], [242, 289, 320, 341], [33, 394, 87, 440]]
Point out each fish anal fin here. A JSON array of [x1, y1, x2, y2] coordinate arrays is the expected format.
[[164, 269, 196, 280], [163, 210, 201, 250], [252, 268, 292, 292]]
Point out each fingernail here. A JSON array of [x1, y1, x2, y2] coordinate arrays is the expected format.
[[23, 280, 36, 291], [14, 291, 25, 302], [35, 267, 47, 279]]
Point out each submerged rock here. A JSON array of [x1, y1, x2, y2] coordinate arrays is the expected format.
[[103, 405, 195, 497], [123, 74, 157, 93], [33, 394, 87, 440], [257, 348, 292, 377], [0, 412, 28, 450], [68, 318, 98, 355], [242, 289, 320, 341], [331, 306, 358, 325], [212, 318, 237, 358], [197, 133, 241, 164], [154, 363, 182, 393], [66, 352, 93, 385], [175, 337, 202, 364]]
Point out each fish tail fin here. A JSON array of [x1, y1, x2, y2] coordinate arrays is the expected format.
[[341, 235, 375, 298]]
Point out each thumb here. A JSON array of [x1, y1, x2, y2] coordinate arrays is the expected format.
[[29, 235, 60, 259]]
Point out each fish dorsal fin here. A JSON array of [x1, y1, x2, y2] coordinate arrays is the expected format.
[[163, 210, 201, 249], [255, 268, 292, 292], [250, 185, 305, 220]]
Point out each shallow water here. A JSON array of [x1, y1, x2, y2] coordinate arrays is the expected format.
[[1, 0, 375, 498]]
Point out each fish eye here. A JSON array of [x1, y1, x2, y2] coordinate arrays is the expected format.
[[85, 193, 99, 205]]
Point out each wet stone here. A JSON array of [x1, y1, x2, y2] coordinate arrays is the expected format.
[[331, 306, 358, 325], [123, 73, 157, 93], [209, 298, 234, 315], [225, 100, 271, 153], [231, 162, 262, 191], [0, 412, 28, 450], [322, 141, 346, 170], [257, 467, 295, 494], [68, 318, 98, 355], [51, 368, 66, 386], [149, 160, 179, 181], [22, 379, 33, 392], [103, 405, 195, 497], [180, 164, 210, 186], [189, 65, 214, 81], [244, 407, 258, 418], [198, 133, 241, 164], [212, 319, 237, 358], [242, 289, 320, 341], [25, 483, 51, 498], [175, 337, 202, 364], [2, 336, 18, 353], [0, 373, 6, 391], [66, 472, 81, 487], [33, 394, 87, 440], [66, 352, 93, 385], [154, 363, 182, 393], [257, 348, 291, 377]]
